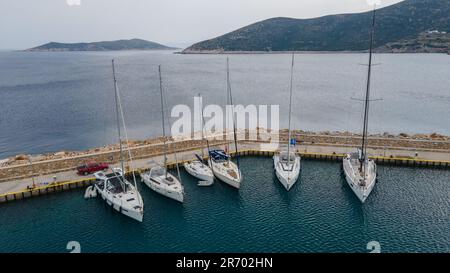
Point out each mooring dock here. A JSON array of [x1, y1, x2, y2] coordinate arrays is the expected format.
[[0, 137, 449, 204]]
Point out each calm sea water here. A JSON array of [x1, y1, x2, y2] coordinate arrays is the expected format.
[[0, 51, 449, 159], [0, 157, 448, 253]]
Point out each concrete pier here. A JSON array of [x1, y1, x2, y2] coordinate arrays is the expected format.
[[0, 140, 449, 204]]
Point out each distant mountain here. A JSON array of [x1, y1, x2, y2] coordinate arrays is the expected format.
[[27, 39, 176, 51], [183, 0, 450, 53]]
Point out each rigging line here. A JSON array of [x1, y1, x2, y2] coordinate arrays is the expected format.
[[226, 57, 240, 169], [111, 60, 125, 175], [360, 6, 377, 184], [102, 78, 111, 150], [358, 63, 381, 66], [346, 88, 357, 150], [161, 66, 182, 182], [200, 94, 213, 170], [351, 98, 383, 102], [198, 93, 205, 159], [115, 73, 139, 190], [140, 107, 176, 116], [287, 53, 295, 177], [111, 60, 130, 193], [158, 65, 168, 178], [374, 52, 385, 138], [225, 58, 231, 152], [164, 93, 182, 182], [112, 59, 139, 199]]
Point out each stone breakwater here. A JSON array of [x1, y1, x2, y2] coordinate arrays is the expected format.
[[287, 131, 450, 150], [0, 138, 227, 183], [0, 130, 449, 183]]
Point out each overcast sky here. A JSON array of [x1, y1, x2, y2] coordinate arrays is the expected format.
[[0, 0, 403, 50]]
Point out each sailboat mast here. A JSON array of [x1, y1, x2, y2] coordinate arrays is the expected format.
[[287, 53, 295, 173], [226, 58, 240, 168], [225, 59, 231, 153], [112, 59, 124, 173], [158, 65, 168, 178], [198, 93, 205, 159], [200, 97, 212, 167], [360, 8, 376, 174]]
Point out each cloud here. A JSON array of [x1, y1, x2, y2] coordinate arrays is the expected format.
[[366, 0, 382, 6], [66, 0, 81, 6]]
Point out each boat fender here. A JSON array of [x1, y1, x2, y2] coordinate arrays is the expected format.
[[84, 186, 97, 199]]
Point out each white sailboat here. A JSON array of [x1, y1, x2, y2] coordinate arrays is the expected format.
[[273, 54, 301, 191], [343, 8, 378, 203], [209, 149, 242, 188], [183, 94, 214, 184], [209, 58, 243, 189], [94, 169, 144, 222], [141, 65, 184, 203], [184, 154, 214, 184], [87, 59, 144, 222], [141, 165, 184, 202]]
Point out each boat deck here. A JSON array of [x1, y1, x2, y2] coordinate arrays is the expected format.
[[346, 157, 376, 185]]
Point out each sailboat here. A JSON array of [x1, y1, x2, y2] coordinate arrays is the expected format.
[[87, 59, 144, 222], [209, 58, 243, 189], [183, 94, 214, 184], [273, 54, 301, 191], [342, 8, 378, 203], [141, 65, 184, 203]]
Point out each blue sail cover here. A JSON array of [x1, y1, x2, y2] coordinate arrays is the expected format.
[[209, 150, 230, 161]]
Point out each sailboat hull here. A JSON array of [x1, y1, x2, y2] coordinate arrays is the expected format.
[[183, 161, 214, 183], [141, 171, 184, 203], [212, 167, 241, 189], [144, 179, 184, 203], [209, 159, 242, 189], [273, 155, 301, 191], [342, 155, 377, 203], [94, 184, 144, 222]]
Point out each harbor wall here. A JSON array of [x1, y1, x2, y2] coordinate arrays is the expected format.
[[0, 148, 449, 204], [1, 130, 449, 183]]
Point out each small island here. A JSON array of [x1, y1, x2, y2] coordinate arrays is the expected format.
[[26, 38, 176, 52]]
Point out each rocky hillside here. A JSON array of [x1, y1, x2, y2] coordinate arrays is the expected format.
[[375, 31, 450, 53], [184, 0, 450, 53]]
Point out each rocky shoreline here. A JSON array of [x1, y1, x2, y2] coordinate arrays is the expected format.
[[179, 50, 449, 55], [179, 50, 366, 54], [1, 130, 449, 168]]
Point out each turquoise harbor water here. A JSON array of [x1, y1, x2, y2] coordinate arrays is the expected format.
[[0, 51, 448, 253], [0, 157, 448, 253]]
